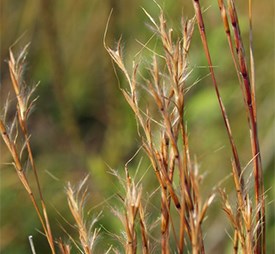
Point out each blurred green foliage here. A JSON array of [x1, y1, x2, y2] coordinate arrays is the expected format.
[[0, 0, 274, 253]]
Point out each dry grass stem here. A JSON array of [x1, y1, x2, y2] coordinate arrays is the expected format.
[[1, 46, 56, 253], [105, 8, 216, 253], [192, 1, 265, 253], [66, 176, 101, 254], [1, 2, 267, 253]]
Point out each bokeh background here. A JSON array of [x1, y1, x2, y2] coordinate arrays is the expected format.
[[0, 0, 274, 253]]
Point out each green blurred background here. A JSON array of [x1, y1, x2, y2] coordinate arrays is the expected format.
[[0, 0, 274, 253]]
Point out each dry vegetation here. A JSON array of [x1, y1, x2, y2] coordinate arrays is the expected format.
[[0, 1, 269, 253]]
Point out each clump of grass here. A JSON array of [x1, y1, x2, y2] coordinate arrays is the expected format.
[[109, 155, 149, 253], [0, 1, 266, 253], [0, 46, 102, 254], [105, 1, 265, 253], [0, 44, 56, 253], [192, 0, 265, 253], [105, 6, 216, 253]]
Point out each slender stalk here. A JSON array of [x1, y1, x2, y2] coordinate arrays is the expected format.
[[17, 114, 55, 252], [192, 0, 243, 185], [217, 0, 251, 141], [139, 203, 149, 254], [227, 1, 265, 252], [248, 0, 256, 119], [0, 46, 55, 253], [29, 236, 37, 254], [0, 120, 56, 253], [248, 2, 266, 253]]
